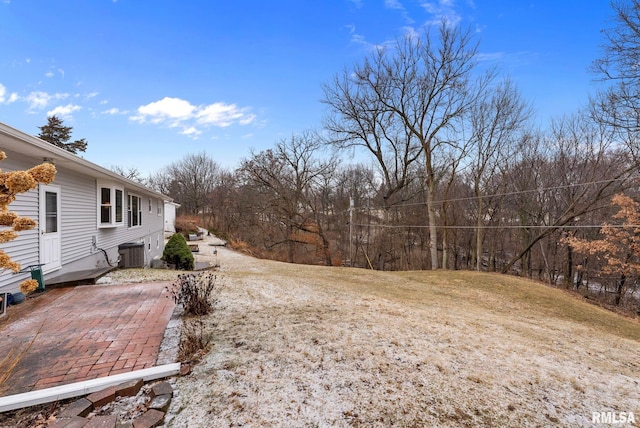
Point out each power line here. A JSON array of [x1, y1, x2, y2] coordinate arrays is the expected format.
[[350, 174, 640, 212], [351, 223, 640, 230]]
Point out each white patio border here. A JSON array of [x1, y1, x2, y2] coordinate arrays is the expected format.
[[0, 363, 180, 412]]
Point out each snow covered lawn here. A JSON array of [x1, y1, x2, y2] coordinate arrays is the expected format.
[[165, 247, 640, 427]]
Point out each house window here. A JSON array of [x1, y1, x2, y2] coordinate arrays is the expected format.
[[115, 190, 123, 222], [98, 182, 124, 228], [128, 194, 142, 227], [149, 198, 152, 214], [157, 200, 162, 216]]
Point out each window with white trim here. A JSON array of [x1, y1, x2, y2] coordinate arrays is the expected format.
[[128, 194, 142, 227], [157, 199, 163, 216], [148, 198, 152, 214], [98, 183, 124, 228]]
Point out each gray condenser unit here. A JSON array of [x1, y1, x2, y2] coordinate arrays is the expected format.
[[118, 242, 145, 268]]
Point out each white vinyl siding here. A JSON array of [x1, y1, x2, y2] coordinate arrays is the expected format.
[[0, 155, 42, 290], [0, 142, 167, 292]]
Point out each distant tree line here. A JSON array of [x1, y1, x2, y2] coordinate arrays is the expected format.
[[123, 2, 640, 311]]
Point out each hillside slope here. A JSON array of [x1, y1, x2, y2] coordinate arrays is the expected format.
[[165, 245, 640, 427]]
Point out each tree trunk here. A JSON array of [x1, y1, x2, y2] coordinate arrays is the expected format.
[[287, 224, 295, 263], [442, 233, 448, 269], [563, 243, 573, 289], [426, 185, 439, 270], [615, 274, 625, 306], [476, 215, 483, 271]]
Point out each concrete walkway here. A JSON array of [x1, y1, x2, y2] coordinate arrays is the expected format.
[[0, 282, 175, 397]]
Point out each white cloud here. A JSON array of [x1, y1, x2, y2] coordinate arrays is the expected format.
[[420, 0, 462, 26], [131, 97, 255, 136], [197, 102, 255, 127], [477, 52, 505, 62], [102, 107, 128, 115], [0, 82, 17, 104], [133, 97, 196, 123], [181, 127, 202, 138], [26, 91, 69, 110], [47, 104, 82, 118], [45, 71, 54, 78], [385, 0, 403, 9], [26, 91, 52, 109], [401, 26, 421, 41]]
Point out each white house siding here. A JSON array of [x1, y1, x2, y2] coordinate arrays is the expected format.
[[0, 153, 46, 292], [57, 167, 96, 265], [0, 137, 167, 293], [45, 173, 166, 280], [92, 190, 165, 267]]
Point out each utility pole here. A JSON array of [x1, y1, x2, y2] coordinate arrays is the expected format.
[[349, 197, 354, 267]]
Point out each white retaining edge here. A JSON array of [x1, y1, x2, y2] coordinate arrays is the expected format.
[[0, 363, 181, 413]]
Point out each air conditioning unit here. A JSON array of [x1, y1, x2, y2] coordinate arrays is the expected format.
[[118, 242, 145, 268]]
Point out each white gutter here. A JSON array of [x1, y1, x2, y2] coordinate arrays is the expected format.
[[0, 121, 172, 202]]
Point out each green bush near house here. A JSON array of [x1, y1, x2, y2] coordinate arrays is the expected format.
[[163, 233, 195, 270]]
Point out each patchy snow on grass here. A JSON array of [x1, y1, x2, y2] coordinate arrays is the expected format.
[[160, 246, 640, 427]]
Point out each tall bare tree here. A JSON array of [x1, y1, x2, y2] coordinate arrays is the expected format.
[[591, 0, 640, 136], [323, 22, 492, 269], [149, 152, 220, 219], [501, 113, 639, 275], [466, 78, 532, 270], [109, 165, 146, 184], [239, 131, 338, 264]]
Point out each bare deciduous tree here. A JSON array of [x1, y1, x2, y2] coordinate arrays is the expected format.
[[148, 152, 221, 219], [501, 113, 639, 275], [591, 0, 640, 135], [239, 131, 338, 264], [109, 165, 146, 184], [466, 78, 532, 271], [323, 22, 492, 269]]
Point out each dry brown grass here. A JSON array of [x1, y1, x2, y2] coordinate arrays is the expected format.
[[162, 246, 640, 427]]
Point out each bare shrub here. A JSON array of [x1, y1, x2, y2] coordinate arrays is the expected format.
[[174, 215, 200, 235], [168, 272, 223, 316], [178, 318, 211, 363], [229, 239, 253, 255]]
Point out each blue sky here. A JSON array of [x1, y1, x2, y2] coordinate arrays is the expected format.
[[0, 0, 615, 175]]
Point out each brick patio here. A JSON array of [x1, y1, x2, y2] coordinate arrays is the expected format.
[[0, 282, 175, 397]]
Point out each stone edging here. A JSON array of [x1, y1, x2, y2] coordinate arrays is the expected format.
[[47, 373, 189, 428]]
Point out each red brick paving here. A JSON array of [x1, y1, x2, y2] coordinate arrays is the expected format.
[[0, 282, 175, 397]]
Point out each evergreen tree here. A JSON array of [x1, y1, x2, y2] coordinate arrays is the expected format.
[[37, 115, 88, 154]]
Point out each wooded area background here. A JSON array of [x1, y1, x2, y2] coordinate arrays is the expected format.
[[130, 2, 640, 313]]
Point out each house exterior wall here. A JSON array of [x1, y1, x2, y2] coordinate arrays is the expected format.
[[0, 145, 166, 294], [0, 154, 40, 292]]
